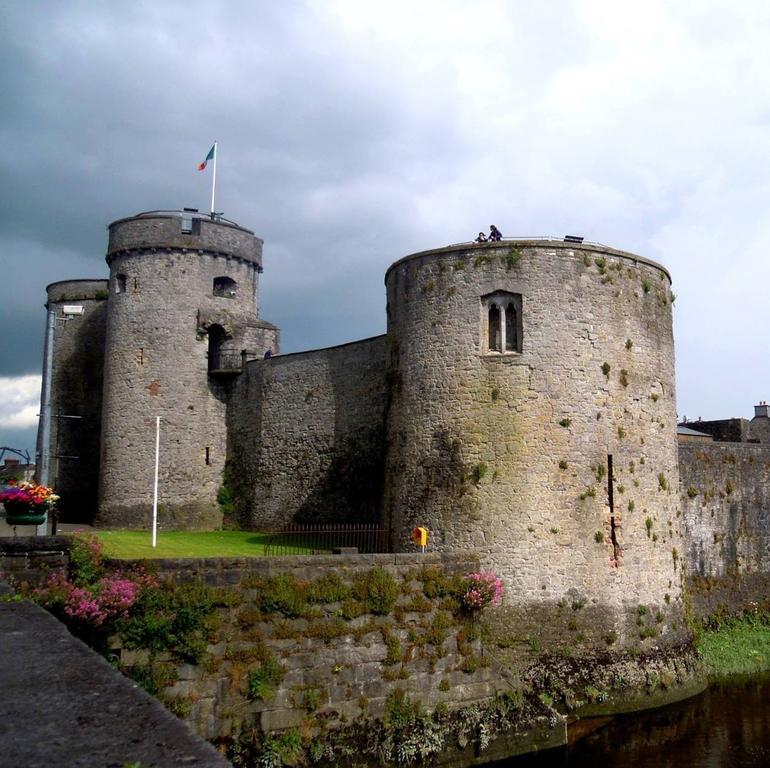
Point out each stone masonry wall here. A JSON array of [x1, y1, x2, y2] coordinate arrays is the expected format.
[[42, 280, 108, 522], [679, 441, 770, 617], [227, 336, 387, 529], [98, 214, 273, 530], [106, 553, 575, 765], [383, 241, 685, 652]]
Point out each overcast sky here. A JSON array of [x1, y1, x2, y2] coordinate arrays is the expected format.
[[2, 0, 770, 459]]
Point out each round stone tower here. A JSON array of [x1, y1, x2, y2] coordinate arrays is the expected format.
[[383, 240, 683, 646], [97, 210, 278, 529], [36, 279, 108, 522]]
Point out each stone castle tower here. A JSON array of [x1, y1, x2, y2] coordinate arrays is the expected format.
[[382, 241, 682, 629], [97, 210, 278, 528], [36, 279, 108, 521], [37, 210, 278, 529]]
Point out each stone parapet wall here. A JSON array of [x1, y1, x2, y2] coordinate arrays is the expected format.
[[108, 213, 263, 267], [0, 535, 71, 587], [227, 336, 387, 529], [110, 551, 470, 585], [0, 597, 229, 767]]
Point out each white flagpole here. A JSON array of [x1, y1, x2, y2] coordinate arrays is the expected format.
[[210, 141, 218, 215], [151, 416, 160, 547]]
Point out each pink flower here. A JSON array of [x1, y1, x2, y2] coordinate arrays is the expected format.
[[462, 570, 504, 610]]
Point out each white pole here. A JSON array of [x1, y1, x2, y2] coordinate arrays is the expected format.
[[151, 416, 160, 547], [210, 140, 218, 215]]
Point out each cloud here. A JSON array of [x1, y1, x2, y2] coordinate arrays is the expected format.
[[0, 376, 41, 429], [1, 0, 770, 422]]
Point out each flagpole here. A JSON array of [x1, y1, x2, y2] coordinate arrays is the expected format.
[[151, 416, 160, 548], [210, 141, 218, 216]]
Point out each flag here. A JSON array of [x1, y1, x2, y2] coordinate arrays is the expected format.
[[197, 144, 215, 171]]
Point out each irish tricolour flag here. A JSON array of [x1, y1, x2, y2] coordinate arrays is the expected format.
[[197, 144, 215, 171]]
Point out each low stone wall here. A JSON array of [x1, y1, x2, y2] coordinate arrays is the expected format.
[[0, 535, 71, 588]]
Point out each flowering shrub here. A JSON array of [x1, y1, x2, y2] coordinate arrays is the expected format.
[[32, 532, 155, 635], [0, 481, 59, 509], [462, 571, 504, 611], [69, 532, 106, 586]]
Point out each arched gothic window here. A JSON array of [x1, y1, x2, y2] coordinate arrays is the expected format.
[[481, 292, 522, 355], [505, 301, 517, 352], [488, 304, 502, 352]]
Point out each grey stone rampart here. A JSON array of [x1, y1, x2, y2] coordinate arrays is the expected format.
[[39, 280, 108, 522], [383, 241, 683, 648], [108, 212, 263, 267], [227, 336, 386, 529], [679, 441, 770, 616], [97, 213, 274, 530]]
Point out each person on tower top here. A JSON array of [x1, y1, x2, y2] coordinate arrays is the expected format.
[[475, 231, 487, 243], [489, 225, 503, 242]]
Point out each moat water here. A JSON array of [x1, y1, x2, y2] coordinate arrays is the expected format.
[[497, 678, 770, 767]]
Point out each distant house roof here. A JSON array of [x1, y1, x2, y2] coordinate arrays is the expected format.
[[677, 425, 712, 439], [0, 463, 35, 483]]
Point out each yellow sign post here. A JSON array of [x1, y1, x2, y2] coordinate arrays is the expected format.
[[412, 526, 428, 553]]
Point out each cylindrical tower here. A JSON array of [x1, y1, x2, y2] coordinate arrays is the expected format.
[[383, 240, 683, 646], [36, 279, 108, 522], [97, 210, 277, 529]]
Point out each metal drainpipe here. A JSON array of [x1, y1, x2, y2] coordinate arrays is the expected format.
[[36, 304, 55, 535]]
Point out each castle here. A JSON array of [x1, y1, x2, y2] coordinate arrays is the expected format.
[[35, 208, 770, 651]]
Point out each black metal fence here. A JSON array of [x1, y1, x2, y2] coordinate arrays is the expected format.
[[208, 351, 243, 372], [262, 523, 389, 556]]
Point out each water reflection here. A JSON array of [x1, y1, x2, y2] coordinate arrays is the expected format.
[[498, 679, 770, 768]]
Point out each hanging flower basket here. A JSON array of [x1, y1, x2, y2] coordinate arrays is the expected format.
[[0, 482, 58, 527], [3, 501, 46, 526]]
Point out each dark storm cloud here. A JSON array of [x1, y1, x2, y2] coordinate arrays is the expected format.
[[3, 0, 770, 460], [0, 0, 465, 369]]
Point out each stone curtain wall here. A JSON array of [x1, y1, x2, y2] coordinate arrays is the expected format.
[[41, 280, 108, 523], [227, 336, 387, 529], [98, 213, 271, 530], [383, 241, 684, 651], [679, 442, 770, 617]]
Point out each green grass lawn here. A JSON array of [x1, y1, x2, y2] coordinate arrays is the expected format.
[[93, 530, 275, 559], [698, 619, 770, 677]]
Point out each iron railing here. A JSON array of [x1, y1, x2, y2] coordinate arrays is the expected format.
[[262, 523, 389, 556], [208, 351, 243, 372]]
